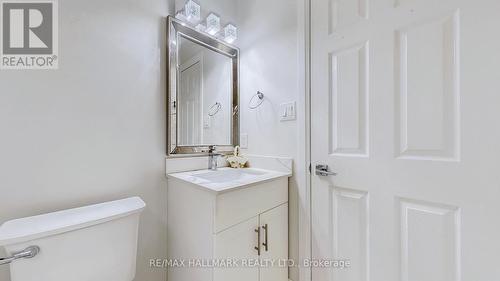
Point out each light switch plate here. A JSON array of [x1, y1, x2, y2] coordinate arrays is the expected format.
[[240, 133, 248, 149], [280, 101, 296, 121]]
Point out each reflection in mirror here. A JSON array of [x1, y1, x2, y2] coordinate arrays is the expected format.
[[177, 36, 233, 146]]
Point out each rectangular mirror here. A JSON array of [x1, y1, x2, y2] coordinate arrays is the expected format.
[[167, 16, 239, 157]]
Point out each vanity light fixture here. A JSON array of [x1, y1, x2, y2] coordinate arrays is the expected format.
[[176, 6, 237, 45], [184, 0, 201, 24], [205, 13, 221, 36], [223, 24, 237, 44]]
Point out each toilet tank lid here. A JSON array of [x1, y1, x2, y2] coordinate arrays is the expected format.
[[0, 197, 146, 246]]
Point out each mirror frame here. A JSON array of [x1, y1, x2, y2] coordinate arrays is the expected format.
[[166, 16, 240, 157]]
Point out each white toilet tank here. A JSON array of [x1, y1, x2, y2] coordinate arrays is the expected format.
[[0, 197, 146, 281]]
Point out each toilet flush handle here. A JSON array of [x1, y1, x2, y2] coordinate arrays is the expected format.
[[0, 246, 40, 266]]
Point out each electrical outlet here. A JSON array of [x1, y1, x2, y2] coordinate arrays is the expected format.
[[280, 101, 296, 121]]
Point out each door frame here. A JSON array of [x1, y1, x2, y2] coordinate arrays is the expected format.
[[297, 0, 312, 281], [179, 52, 204, 144]]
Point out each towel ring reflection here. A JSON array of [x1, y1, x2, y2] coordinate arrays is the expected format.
[[208, 102, 222, 117], [249, 91, 265, 109]]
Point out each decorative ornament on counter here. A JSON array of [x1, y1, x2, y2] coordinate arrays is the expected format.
[[226, 146, 248, 168]]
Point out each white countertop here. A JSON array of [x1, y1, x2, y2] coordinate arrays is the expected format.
[[167, 167, 292, 193]]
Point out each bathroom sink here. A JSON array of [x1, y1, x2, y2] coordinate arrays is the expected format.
[[193, 168, 267, 183], [167, 167, 291, 193]]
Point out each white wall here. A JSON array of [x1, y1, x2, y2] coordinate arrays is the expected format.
[[0, 0, 173, 280], [236, 1, 301, 280]]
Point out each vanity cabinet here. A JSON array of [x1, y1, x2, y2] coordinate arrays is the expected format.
[[258, 203, 288, 281], [167, 171, 289, 281], [214, 203, 288, 281]]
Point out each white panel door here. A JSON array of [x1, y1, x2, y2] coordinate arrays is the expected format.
[[311, 1, 500, 281], [178, 58, 203, 145]]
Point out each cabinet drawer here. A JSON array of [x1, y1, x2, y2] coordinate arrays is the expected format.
[[215, 177, 288, 233]]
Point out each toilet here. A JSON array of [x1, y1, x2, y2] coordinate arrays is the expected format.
[[0, 197, 145, 281]]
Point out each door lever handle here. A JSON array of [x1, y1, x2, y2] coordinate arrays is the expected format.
[[0, 246, 40, 266], [315, 164, 337, 177]]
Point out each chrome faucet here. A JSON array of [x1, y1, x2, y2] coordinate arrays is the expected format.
[[208, 145, 222, 170]]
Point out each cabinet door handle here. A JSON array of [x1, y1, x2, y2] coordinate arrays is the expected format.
[[262, 224, 269, 252], [254, 228, 261, 256]]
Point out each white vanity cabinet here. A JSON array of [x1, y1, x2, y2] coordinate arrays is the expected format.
[[167, 168, 290, 281], [214, 203, 288, 281]]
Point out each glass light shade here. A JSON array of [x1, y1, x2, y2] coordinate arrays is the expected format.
[[195, 23, 206, 32], [205, 13, 221, 35], [184, 0, 201, 23], [175, 10, 187, 21], [223, 24, 237, 43]]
